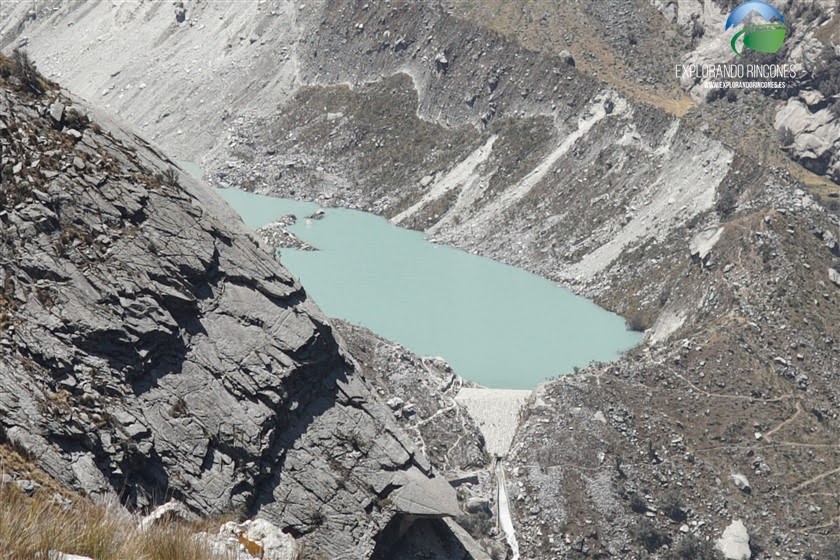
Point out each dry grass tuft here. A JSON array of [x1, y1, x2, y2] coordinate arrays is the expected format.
[[0, 480, 230, 560]]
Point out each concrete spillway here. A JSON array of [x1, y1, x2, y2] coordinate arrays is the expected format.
[[454, 388, 531, 456], [456, 388, 530, 559]]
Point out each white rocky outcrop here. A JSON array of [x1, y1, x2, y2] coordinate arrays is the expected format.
[[730, 473, 751, 493], [201, 518, 298, 560], [139, 501, 197, 531], [690, 226, 724, 261], [775, 97, 840, 179], [716, 520, 751, 560]]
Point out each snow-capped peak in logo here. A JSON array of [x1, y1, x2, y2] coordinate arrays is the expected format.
[[725, 1, 785, 29], [725, 1, 786, 57]]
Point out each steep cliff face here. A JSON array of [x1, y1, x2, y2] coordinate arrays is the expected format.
[[0, 77, 464, 558]]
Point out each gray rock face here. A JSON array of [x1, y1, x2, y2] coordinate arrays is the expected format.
[[335, 322, 508, 557], [775, 97, 840, 182], [336, 321, 487, 473], [3, 2, 837, 557], [0, 85, 460, 558]]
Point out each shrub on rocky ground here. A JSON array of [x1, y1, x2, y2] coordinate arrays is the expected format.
[[632, 519, 672, 553], [813, 47, 840, 98], [661, 490, 688, 523], [626, 310, 651, 332], [814, 193, 840, 214], [64, 107, 90, 130], [0, 50, 50, 97], [159, 167, 181, 187], [0, 57, 9, 80], [778, 126, 795, 147], [823, 538, 840, 560], [456, 511, 494, 540], [716, 186, 739, 219], [11, 49, 43, 96], [628, 492, 648, 514], [675, 534, 723, 560]]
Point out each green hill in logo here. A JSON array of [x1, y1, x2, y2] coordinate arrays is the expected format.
[[725, 1, 786, 56], [730, 23, 786, 56]]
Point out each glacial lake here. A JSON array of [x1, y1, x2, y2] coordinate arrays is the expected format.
[[212, 187, 640, 389]]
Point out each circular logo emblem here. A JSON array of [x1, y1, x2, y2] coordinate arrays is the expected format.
[[725, 1, 786, 57]]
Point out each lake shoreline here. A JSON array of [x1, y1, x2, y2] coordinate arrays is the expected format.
[[215, 187, 640, 389], [176, 166, 642, 390]]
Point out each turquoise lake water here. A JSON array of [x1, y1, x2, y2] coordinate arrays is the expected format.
[[212, 187, 640, 389]]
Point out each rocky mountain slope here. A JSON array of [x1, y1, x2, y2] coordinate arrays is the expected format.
[[2, 1, 839, 558], [336, 320, 511, 559], [452, 0, 840, 191], [508, 191, 840, 558], [0, 63, 480, 559]]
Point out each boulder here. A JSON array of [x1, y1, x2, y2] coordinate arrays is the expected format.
[[821, 229, 839, 256], [389, 466, 462, 517], [829, 267, 840, 287], [690, 227, 724, 260], [242, 519, 297, 560], [559, 49, 575, 66], [730, 473, 751, 493], [800, 90, 825, 109], [774, 99, 840, 175], [435, 52, 449, 71], [386, 396, 404, 410], [465, 496, 491, 514], [204, 518, 297, 560], [715, 520, 751, 560], [15, 478, 40, 494], [175, 3, 186, 23], [48, 100, 65, 124]]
